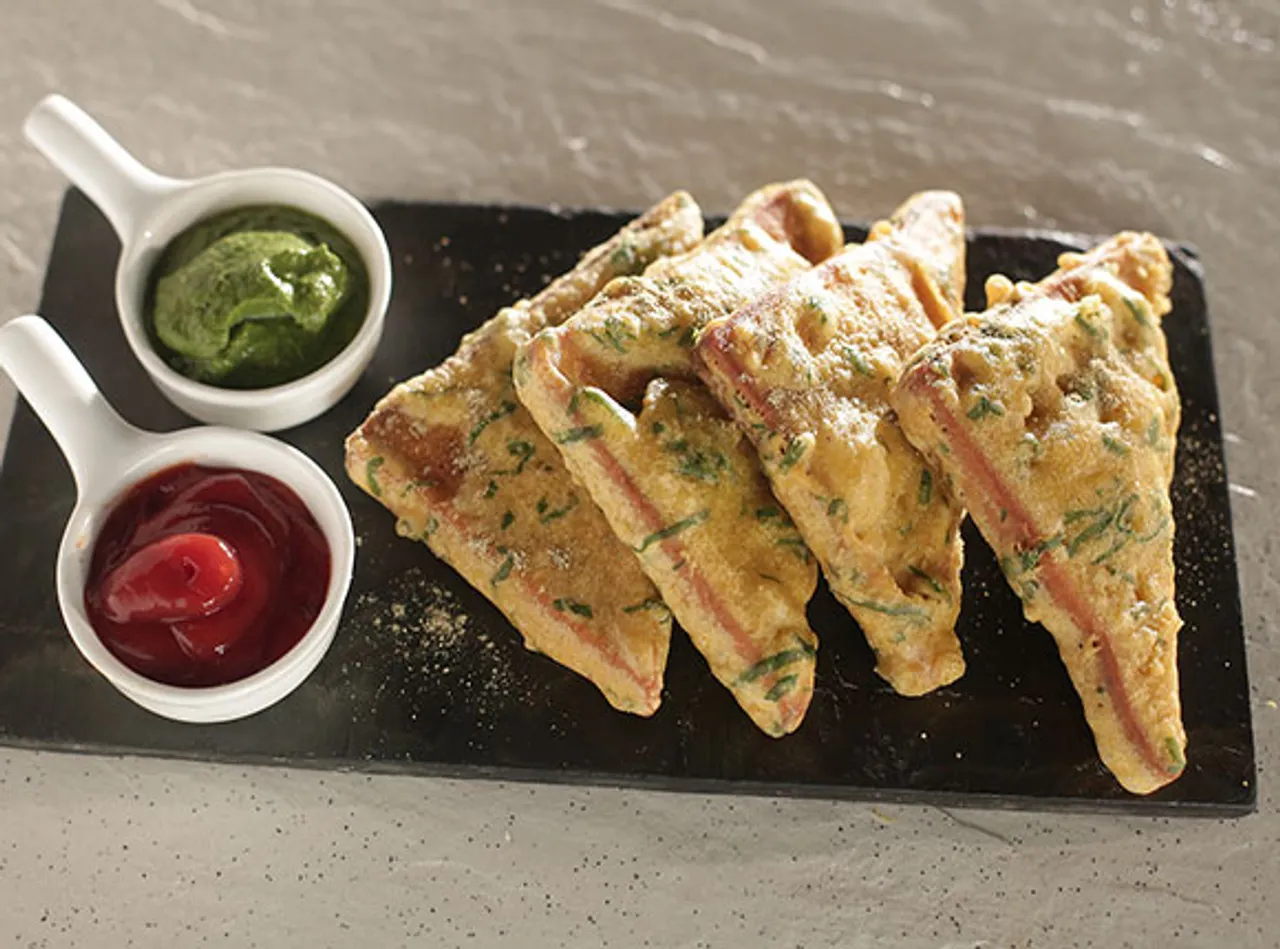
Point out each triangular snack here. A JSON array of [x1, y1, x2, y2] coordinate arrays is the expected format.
[[696, 192, 969, 695], [515, 181, 844, 735], [345, 192, 702, 715], [891, 232, 1184, 793]]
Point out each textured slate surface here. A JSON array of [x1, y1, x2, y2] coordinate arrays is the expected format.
[[0, 190, 1254, 815]]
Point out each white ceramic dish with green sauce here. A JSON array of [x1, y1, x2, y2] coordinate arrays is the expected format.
[[23, 95, 392, 433]]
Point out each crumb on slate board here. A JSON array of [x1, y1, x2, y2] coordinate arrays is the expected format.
[[339, 565, 529, 724]]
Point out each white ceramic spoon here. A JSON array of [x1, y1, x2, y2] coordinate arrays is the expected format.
[[0, 315, 354, 722], [23, 94, 392, 432]]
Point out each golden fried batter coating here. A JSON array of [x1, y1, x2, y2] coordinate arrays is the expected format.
[[697, 192, 968, 696], [346, 192, 703, 714], [516, 182, 844, 734], [892, 232, 1184, 794]]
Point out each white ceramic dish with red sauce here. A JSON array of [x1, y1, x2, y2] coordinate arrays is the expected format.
[[0, 315, 354, 722]]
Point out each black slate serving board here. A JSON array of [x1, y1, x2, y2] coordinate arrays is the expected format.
[[0, 190, 1255, 815]]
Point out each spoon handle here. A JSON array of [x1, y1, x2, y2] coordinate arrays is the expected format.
[[0, 316, 145, 495], [23, 95, 180, 243]]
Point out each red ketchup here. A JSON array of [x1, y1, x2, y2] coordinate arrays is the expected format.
[[84, 463, 331, 687]]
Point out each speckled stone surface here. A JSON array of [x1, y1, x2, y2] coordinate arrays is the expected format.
[[0, 1, 1277, 946]]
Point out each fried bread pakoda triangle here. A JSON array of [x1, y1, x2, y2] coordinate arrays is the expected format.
[[696, 192, 969, 696], [515, 181, 844, 735], [346, 192, 702, 715], [891, 232, 1184, 793]]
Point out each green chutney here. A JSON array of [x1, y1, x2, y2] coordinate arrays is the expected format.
[[147, 205, 370, 388]]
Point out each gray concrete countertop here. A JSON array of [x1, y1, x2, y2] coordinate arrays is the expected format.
[[2, 1, 1277, 945]]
